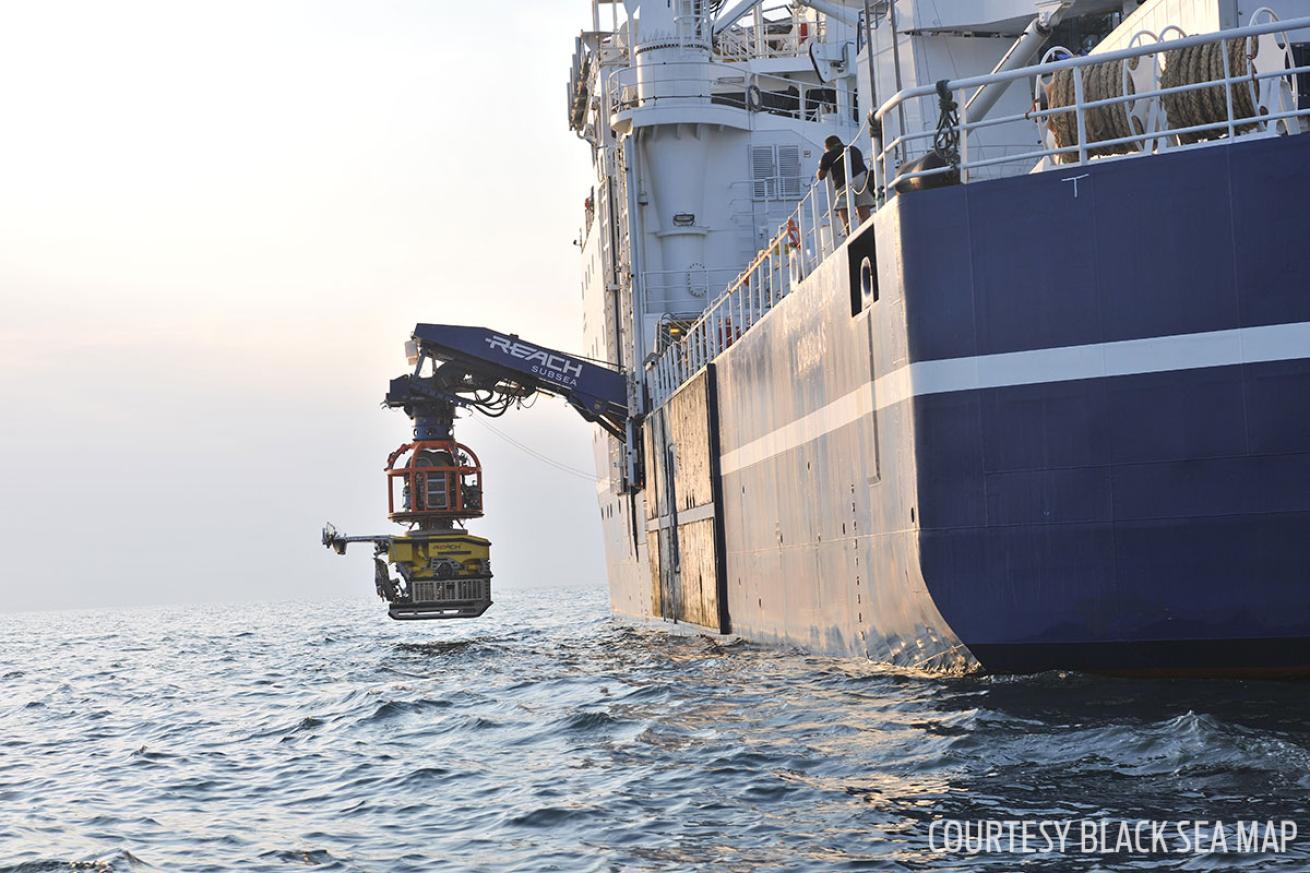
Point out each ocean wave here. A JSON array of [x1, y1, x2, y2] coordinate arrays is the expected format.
[[2, 590, 1309, 871]]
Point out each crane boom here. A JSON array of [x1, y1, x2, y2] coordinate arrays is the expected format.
[[408, 324, 628, 438]]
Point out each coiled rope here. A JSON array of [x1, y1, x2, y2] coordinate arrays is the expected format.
[[1046, 40, 1257, 162], [933, 79, 961, 170], [1160, 39, 1257, 143], [1047, 58, 1139, 163]]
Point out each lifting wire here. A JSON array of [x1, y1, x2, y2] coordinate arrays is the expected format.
[[467, 416, 597, 482]]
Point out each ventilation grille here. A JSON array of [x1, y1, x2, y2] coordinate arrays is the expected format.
[[777, 145, 802, 198], [750, 144, 805, 201], [751, 145, 777, 200]]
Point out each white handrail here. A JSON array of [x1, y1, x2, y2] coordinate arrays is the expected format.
[[606, 59, 851, 123]]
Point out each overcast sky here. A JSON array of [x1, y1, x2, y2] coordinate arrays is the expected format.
[[0, 0, 607, 612]]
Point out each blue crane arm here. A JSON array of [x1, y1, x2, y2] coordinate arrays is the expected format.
[[409, 324, 629, 436]]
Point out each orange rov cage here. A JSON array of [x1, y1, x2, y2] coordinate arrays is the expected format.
[[385, 439, 484, 525]]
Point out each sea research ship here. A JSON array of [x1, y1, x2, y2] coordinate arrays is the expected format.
[[563, 0, 1310, 676], [325, 0, 1310, 675]]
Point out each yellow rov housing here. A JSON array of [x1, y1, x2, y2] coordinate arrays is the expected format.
[[385, 532, 492, 620]]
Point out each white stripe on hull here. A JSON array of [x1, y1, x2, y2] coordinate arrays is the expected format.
[[720, 320, 1310, 476]]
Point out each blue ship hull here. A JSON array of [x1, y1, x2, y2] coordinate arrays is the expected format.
[[907, 134, 1310, 675], [606, 132, 1310, 676]]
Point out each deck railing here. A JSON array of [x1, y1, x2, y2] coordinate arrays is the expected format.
[[607, 61, 851, 125], [715, 5, 825, 61]]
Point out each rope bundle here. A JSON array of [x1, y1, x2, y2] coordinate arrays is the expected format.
[[1160, 39, 1257, 143], [1044, 40, 1259, 161], [1046, 59, 1140, 163]]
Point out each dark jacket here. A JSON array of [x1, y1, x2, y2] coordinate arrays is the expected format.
[[818, 145, 868, 188]]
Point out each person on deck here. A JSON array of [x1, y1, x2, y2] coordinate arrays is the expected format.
[[816, 135, 875, 231]]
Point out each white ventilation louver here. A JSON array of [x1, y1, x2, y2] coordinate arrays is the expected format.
[[778, 145, 802, 198], [751, 144, 777, 201]]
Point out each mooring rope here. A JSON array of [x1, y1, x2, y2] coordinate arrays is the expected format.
[[1161, 39, 1257, 143], [1044, 39, 1257, 163], [1046, 58, 1138, 163], [932, 79, 961, 170]]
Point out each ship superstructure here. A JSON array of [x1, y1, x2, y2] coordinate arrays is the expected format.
[[570, 0, 1310, 674]]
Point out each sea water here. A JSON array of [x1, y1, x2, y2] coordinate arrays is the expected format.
[[2, 585, 1308, 871]]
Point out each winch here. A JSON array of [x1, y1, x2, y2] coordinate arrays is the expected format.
[[323, 323, 631, 620]]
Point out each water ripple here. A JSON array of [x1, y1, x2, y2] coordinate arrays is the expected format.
[[1, 588, 1308, 870]]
